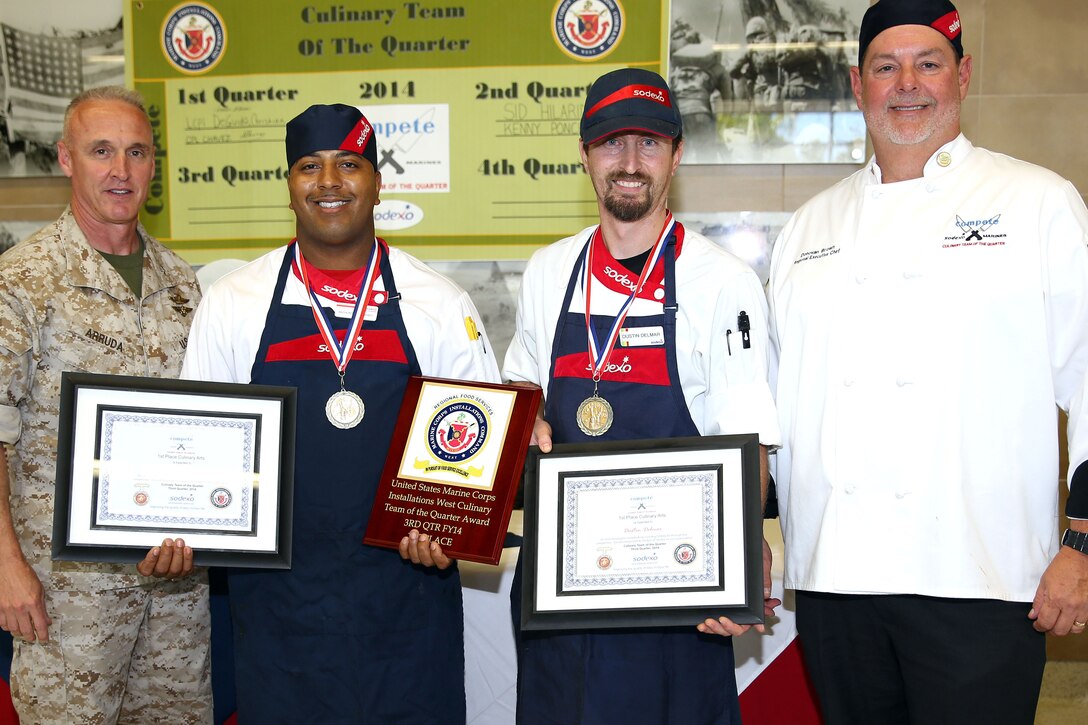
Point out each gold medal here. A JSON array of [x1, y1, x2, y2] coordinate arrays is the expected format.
[[576, 395, 613, 437], [578, 216, 674, 440], [326, 389, 364, 429]]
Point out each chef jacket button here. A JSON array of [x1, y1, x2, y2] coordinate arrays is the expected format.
[[844, 485, 856, 494], [895, 491, 910, 499], [895, 378, 910, 387], [902, 271, 921, 279], [855, 274, 867, 284], [843, 377, 854, 387]]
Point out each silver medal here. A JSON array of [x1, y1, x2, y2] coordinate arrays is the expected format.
[[326, 389, 365, 429]]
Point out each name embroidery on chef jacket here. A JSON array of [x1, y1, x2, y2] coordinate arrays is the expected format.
[[793, 245, 842, 264]]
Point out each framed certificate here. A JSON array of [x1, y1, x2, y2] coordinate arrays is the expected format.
[[364, 376, 541, 565], [52, 372, 296, 569], [520, 435, 763, 630]]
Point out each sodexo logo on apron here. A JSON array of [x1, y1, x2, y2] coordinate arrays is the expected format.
[[374, 201, 425, 231]]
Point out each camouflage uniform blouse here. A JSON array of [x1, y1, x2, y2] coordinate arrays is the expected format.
[[0, 208, 200, 592]]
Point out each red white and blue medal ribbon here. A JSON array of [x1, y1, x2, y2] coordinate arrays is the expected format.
[[575, 212, 675, 436], [293, 240, 381, 428]]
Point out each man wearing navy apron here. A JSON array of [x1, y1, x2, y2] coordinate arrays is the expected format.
[[503, 69, 781, 724], [183, 104, 500, 723]]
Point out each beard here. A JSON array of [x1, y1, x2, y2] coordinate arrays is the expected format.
[[865, 93, 959, 146], [601, 173, 654, 222]]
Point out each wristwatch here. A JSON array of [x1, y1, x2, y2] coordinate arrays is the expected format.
[[1061, 528, 1088, 555]]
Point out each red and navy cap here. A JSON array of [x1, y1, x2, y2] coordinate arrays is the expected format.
[[285, 103, 378, 170], [580, 68, 681, 145], [858, 0, 963, 64]]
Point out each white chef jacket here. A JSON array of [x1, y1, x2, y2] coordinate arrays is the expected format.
[[504, 224, 780, 445], [769, 134, 1088, 601], [182, 243, 500, 385]]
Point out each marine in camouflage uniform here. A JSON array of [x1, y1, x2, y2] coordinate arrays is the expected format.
[[0, 88, 211, 724]]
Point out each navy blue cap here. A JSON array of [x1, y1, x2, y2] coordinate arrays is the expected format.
[[580, 68, 681, 144], [285, 103, 377, 170]]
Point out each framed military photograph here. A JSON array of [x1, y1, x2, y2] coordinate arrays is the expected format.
[[669, 0, 869, 164]]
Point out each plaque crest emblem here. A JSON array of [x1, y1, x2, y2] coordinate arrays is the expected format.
[[552, 0, 624, 60], [162, 2, 227, 74], [427, 401, 488, 463], [210, 487, 232, 508]]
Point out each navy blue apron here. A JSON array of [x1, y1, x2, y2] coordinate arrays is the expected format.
[[230, 244, 465, 725], [513, 231, 741, 725]]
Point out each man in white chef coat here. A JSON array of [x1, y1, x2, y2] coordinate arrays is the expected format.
[[769, 1, 1088, 723]]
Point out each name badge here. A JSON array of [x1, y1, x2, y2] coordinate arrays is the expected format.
[[330, 302, 379, 321], [619, 326, 664, 347]]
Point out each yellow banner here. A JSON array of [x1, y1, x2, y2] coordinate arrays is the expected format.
[[126, 1, 667, 263]]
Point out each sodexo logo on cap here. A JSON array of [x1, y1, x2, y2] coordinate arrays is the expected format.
[[345, 115, 373, 155], [579, 68, 681, 144], [586, 84, 670, 116], [161, 2, 227, 74], [552, 0, 624, 61], [933, 10, 961, 39]]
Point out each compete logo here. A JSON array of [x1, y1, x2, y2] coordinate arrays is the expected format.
[[162, 2, 227, 74], [552, 0, 624, 61], [210, 487, 232, 508], [943, 213, 1006, 247], [427, 401, 488, 464]]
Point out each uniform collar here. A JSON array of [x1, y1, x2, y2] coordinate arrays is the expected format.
[[865, 134, 974, 185], [60, 206, 182, 301]]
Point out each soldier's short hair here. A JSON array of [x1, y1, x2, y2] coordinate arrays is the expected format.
[[63, 86, 148, 142]]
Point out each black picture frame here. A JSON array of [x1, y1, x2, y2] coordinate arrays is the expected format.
[[521, 434, 763, 630], [52, 372, 296, 569]]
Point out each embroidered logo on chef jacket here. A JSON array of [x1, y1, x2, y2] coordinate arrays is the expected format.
[[943, 213, 1006, 248]]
